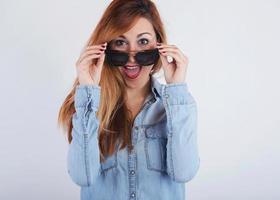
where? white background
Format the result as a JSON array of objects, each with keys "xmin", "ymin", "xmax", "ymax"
[{"xmin": 1, "ymin": 0, "xmax": 279, "ymax": 199}]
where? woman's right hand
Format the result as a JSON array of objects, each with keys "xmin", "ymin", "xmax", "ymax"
[{"xmin": 75, "ymin": 42, "xmax": 107, "ymax": 86}]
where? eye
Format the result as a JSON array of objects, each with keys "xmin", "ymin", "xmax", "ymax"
[
  {"xmin": 138, "ymin": 38, "xmax": 149, "ymax": 45},
  {"xmin": 115, "ymin": 40, "xmax": 127, "ymax": 47}
]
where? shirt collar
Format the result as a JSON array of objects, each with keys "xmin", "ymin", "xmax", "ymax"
[
  {"xmin": 142, "ymin": 75, "xmax": 162, "ymax": 105},
  {"xmin": 150, "ymin": 75, "xmax": 162, "ymax": 99}
]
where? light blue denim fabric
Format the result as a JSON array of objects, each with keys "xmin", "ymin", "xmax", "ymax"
[{"xmin": 67, "ymin": 75, "xmax": 200, "ymax": 200}]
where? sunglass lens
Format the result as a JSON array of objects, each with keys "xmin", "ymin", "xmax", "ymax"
[
  {"xmin": 105, "ymin": 49, "xmax": 128, "ymax": 67},
  {"xmin": 135, "ymin": 49, "xmax": 159, "ymax": 66}
]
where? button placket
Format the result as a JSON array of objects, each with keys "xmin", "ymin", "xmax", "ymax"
[
  {"xmin": 130, "ymin": 170, "xmax": 135, "ymax": 175},
  {"xmin": 128, "ymin": 133, "xmax": 137, "ymax": 200},
  {"xmin": 132, "ymin": 126, "xmax": 139, "ymax": 146},
  {"xmin": 130, "ymin": 192, "xmax": 136, "ymax": 198}
]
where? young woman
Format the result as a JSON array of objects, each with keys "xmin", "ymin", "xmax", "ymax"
[{"xmin": 58, "ymin": 0, "xmax": 200, "ymax": 199}]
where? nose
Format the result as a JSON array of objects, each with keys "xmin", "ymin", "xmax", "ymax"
[
  {"xmin": 127, "ymin": 47, "xmax": 138, "ymax": 64},
  {"xmin": 128, "ymin": 52, "xmax": 136, "ymax": 63}
]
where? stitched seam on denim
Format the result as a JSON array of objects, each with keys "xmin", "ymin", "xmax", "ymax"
[
  {"xmin": 75, "ymin": 104, "xmax": 98, "ymax": 109},
  {"xmin": 75, "ymin": 85, "xmax": 100, "ymax": 109},
  {"xmin": 135, "ymin": 147, "xmax": 138, "ymax": 198},
  {"xmin": 127, "ymin": 149, "xmax": 130, "ymax": 199},
  {"xmin": 76, "ymin": 85, "xmax": 101, "ymax": 92},
  {"xmin": 83, "ymin": 87, "xmax": 92, "ymax": 186},
  {"xmin": 163, "ymin": 85, "xmax": 176, "ymax": 180},
  {"xmin": 165, "ymin": 84, "xmax": 187, "ymax": 88},
  {"xmin": 164, "ymin": 85, "xmax": 191, "ymax": 106},
  {"xmin": 84, "ymin": 134, "xmax": 91, "ymax": 186},
  {"xmin": 169, "ymin": 133, "xmax": 175, "ymax": 180},
  {"xmin": 81, "ymin": 107, "xmax": 87, "ymax": 136},
  {"xmin": 145, "ymin": 130, "xmax": 166, "ymax": 172},
  {"xmin": 128, "ymin": 149, "xmax": 136, "ymax": 199},
  {"xmin": 84, "ymin": 109, "xmax": 90, "ymax": 132},
  {"xmin": 159, "ymin": 139, "xmax": 163, "ymax": 171},
  {"xmin": 168, "ymin": 101, "xmax": 189, "ymax": 105}
]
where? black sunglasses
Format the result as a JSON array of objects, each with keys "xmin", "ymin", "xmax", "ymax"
[{"xmin": 104, "ymin": 48, "xmax": 160, "ymax": 67}]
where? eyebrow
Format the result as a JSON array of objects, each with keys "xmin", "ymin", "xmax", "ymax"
[
  {"xmin": 119, "ymin": 32, "xmax": 152, "ymax": 39},
  {"xmin": 137, "ymin": 32, "xmax": 152, "ymax": 37}
]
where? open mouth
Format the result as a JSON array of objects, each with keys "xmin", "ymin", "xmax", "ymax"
[{"xmin": 123, "ymin": 65, "xmax": 142, "ymax": 79}]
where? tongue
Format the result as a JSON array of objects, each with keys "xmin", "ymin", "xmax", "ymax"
[{"xmin": 123, "ymin": 67, "xmax": 141, "ymax": 79}]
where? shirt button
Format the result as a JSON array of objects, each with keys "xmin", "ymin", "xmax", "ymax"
[
  {"xmin": 134, "ymin": 126, "xmax": 139, "ymax": 130},
  {"xmin": 165, "ymin": 94, "xmax": 169, "ymax": 98},
  {"xmin": 130, "ymin": 170, "xmax": 135, "ymax": 175},
  {"xmin": 130, "ymin": 192, "xmax": 136, "ymax": 198}
]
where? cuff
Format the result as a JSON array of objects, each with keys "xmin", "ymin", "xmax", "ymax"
[
  {"xmin": 74, "ymin": 84, "xmax": 101, "ymax": 109},
  {"xmin": 163, "ymin": 82, "xmax": 195, "ymax": 105}
]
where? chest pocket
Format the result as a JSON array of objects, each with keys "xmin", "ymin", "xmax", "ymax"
[
  {"xmin": 100, "ymin": 152, "xmax": 117, "ymax": 174},
  {"xmin": 144, "ymin": 121, "xmax": 168, "ymax": 173}
]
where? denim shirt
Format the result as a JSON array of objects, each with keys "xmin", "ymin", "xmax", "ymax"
[{"xmin": 67, "ymin": 75, "xmax": 200, "ymax": 200}]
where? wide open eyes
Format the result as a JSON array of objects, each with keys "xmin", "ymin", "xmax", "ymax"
[{"xmin": 105, "ymin": 48, "xmax": 159, "ymax": 67}]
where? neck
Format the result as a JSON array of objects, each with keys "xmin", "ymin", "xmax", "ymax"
[{"xmin": 125, "ymin": 79, "xmax": 151, "ymax": 103}]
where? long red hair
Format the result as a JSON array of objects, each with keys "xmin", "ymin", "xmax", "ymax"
[{"xmin": 57, "ymin": 0, "xmax": 167, "ymax": 162}]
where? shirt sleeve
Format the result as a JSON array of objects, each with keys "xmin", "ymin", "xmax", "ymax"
[
  {"xmin": 67, "ymin": 84, "xmax": 101, "ymax": 187},
  {"xmin": 162, "ymin": 82, "xmax": 200, "ymax": 183}
]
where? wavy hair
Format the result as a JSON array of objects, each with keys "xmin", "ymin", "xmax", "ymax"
[{"xmin": 57, "ymin": 0, "xmax": 167, "ymax": 162}]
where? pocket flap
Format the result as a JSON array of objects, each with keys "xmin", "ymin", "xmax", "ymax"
[{"xmin": 145, "ymin": 122, "xmax": 167, "ymax": 139}]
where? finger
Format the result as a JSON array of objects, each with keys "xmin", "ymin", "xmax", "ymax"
[
  {"xmin": 157, "ymin": 43, "xmax": 186, "ymax": 59},
  {"xmin": 85, "ymin": 43, "xmax": 107, "ymax": 50},
  {"xmin": 80, "ymin": 53, "xmax": 103, "ymax": 64},
  {"xmin": 78, "ymin": 48, "xmax": 105, "ymax": 63},
  {"xmin": 157, "ymin": 44, "xmax": 176, "ymax": 49},
  {"xmin": 158, "ymin": 46, "xmax": 178, "ymax": 52},
  {"xmin": 96, "ymin": 52, "xmax": 106, "ymax": 69},
  {"xmin": 79, "ymin": 43, "xmax": 106, "ymax": 55},
  {"xmin": 159, "ymin": 53, "xmax": 169, "ymax": 67},
  {"xmin": 159, "ymin": 51, "xmax": 183, "ymax": 65},
  {"xmin": 158, "ymin": 47, "xmax": 185, "ymax": 61},
  {"xmin": 159, "ymin": 54, "xmax": 175, "ymax": 78},
  {"xmin": 157, "ymin": 44, "xmax": 179, "ymax": 52}
]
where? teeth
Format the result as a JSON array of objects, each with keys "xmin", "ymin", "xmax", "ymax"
[{"xmin": 125, "ymin": 66, "xmax": 139, "ymax": 69}]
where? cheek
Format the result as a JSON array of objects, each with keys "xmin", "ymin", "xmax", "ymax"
[{"xmin": 141, "ymin": 65, "xmax": 153, "ymax": 75}]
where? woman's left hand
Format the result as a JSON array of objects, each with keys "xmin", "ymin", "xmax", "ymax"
[{"xmin": 157, "ymin": 42, "xmax": 189, "ymax": 84}]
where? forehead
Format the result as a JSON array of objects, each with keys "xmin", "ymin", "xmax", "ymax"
[{"xmin": 119, "ymin": 17, "xmax": 156, "ymax": 40}]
